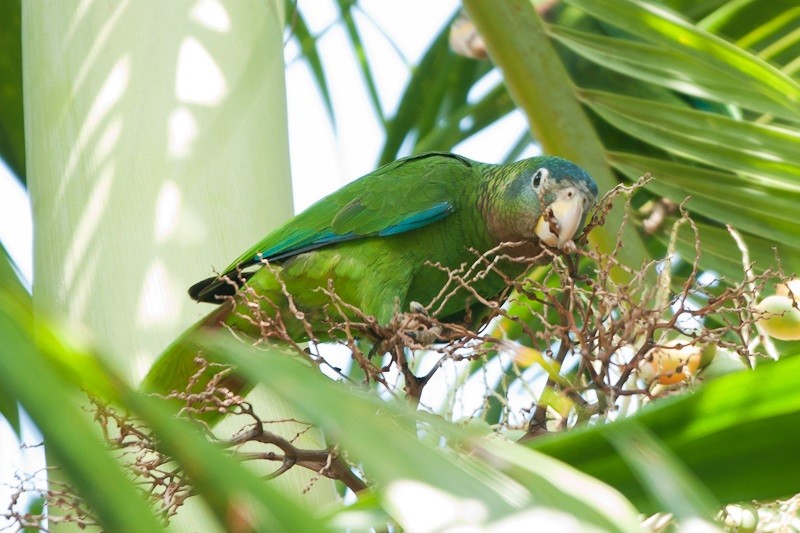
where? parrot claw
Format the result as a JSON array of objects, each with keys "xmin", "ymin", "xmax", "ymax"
[
  {"xmin": 406, "ymin": 301, "xmax": 441, "ymax": 344},
  {"xmin": 385, "ymin": 305, "xmax": 443, "ymax": 346},
  {"xmin": 409, "ymin": 301, "xmax": 429, "ymax": 316},
  {"xmin": 408, "ymin": 326, "xmax": 443, "ymax": 346},
  {"xmin": 561, "ymin": 240, "xmax": 577, "ymax": 254}
]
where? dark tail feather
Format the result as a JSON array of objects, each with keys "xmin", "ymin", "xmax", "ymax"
[{"xmin": 188, "ymin": 271, "xmax": 255, "ymax": 303}]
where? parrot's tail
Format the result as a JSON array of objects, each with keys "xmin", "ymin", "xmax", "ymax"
[{"xmin": 139, "ymin": 301, "xmax": 252, "ymax": 423}]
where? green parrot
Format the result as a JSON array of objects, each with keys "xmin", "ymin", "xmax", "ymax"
[{"xmin": 142, "ymin": 152, "xmax": 598, "ymax": 405}]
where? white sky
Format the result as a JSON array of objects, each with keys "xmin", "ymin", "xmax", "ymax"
[
  {"xmin": 0, "ymin": 0, "xmax": 534, "ymax": 523},
  {"xmin": 285, "ymin": 0, "xmax": 530, "ymax": 212}
]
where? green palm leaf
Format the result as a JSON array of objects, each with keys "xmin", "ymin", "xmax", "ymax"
[
  {"xmin": 459, "ymin": 0, "xmax": 800, "ymax": 275},
  {"xmin": 0, "ymin": 0, "xmax": 24, "ymax": 184}
]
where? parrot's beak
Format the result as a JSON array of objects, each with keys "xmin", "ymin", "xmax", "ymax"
[{"xmin": 535, "ymin": 187, "xmax": 586, "ymax": 248}]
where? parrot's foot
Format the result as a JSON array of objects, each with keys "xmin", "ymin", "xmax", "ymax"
[
  {"xmin": 404, "ymin": 301, "xmax": 443, "ymax": 344},
  {"xmin": 373, "ymin": 303, "xmax": 444, "ymax": 347},
  {"xmin": 407, "ymin": 325, "xmax": 443, "ymax": 346},
  {"xmin": 561, "ymin": 239, "xmax": 577, "ymax": 255},
  {"xmin": 409, "ymin": 301, "xmax": 429, "ymax": 316},
  {"xmin": 402, "ymin": 301, "xmax": 442, "ymax": 344}
]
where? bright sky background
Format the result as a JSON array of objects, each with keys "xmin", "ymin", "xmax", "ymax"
[
  {"xmin": 284, "ymin": 0, "xmax": 531, "ymax": 212},
  {"xmin": 0, "ymin": 0, "xmax": 533, "ymax": 523}
]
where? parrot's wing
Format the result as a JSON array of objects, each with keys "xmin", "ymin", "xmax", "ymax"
[{"xmin": 189, "ymin": 152, "xmax": 474, "ymax": 303}]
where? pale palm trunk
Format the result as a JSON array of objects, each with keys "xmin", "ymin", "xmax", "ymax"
[{"xmin": 23, "ymin": 1, "xmax": 335, "ymax": 529}]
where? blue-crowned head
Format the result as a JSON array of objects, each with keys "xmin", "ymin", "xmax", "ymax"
[{"xmin": 498, "ymin": 156, "xmax": 598, "ymax": 248}]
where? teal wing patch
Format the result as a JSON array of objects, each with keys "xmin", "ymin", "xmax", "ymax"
[
  {"xmin": 254, "ymin": 200, "xmax": 453, "ymax": 263},
  {"xmin": 377, "ymin": 202, "xmax": 453, "ymax": 236}
]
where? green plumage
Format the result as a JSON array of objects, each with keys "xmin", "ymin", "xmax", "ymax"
[{"xmin": 142, "ymin": 152, "xmax": 597, "ymax": 404}]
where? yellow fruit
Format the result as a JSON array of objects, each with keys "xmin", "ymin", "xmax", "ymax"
[
  {"xmin": 700, "ymin": 349, "xmax": 748, "ymax": 381},
  {"xmin": 755, "ymin": 294, "xmax": 800, "ymax": 341},
  {"xmin": 699, "ymin": 342, "xmax": 717, "ymax": 368},
  {"xmin": 720, "ymin": 503, "xmax": 758, "ymax": 533},
  {"xmin": 775, "ymin": 278, "xmax": 800, "ymax": 301},
  {"xmin": 642, "ymin": 339, "xmax": 702, "ymax": 385}
]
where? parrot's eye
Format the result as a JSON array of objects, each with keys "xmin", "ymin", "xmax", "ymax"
[{"xmin": 532, "ymin": 168, "xmax": 548, "ymax": 188}]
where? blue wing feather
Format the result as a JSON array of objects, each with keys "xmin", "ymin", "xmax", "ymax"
[
  {"xmin": 377, "ymin": 201, "xmax": 453, "ymax": 237},
  {"xmin": 251, "ymin": 201, "xmax": 453, "ymax": 263}
]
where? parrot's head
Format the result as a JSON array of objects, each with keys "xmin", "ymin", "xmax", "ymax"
[{"xmin": 491, "ymin": 156, "xmax": 598, "ymax": 249}]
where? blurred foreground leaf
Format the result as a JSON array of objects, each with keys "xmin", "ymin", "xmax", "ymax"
[
  {"xmin": 529, "ymin": 356, "xmax": 800, "ymax": 512},
  {"xmin": 0, "ymin": 246, "xmax": 331, "ymax": 532},
  {"xmin": 204, "ymin": 333, "xmax": 643, "ymax": 532},
  {"xmin": 0, "ymin": 245, "xmax": 160, "ymax": 531}
]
